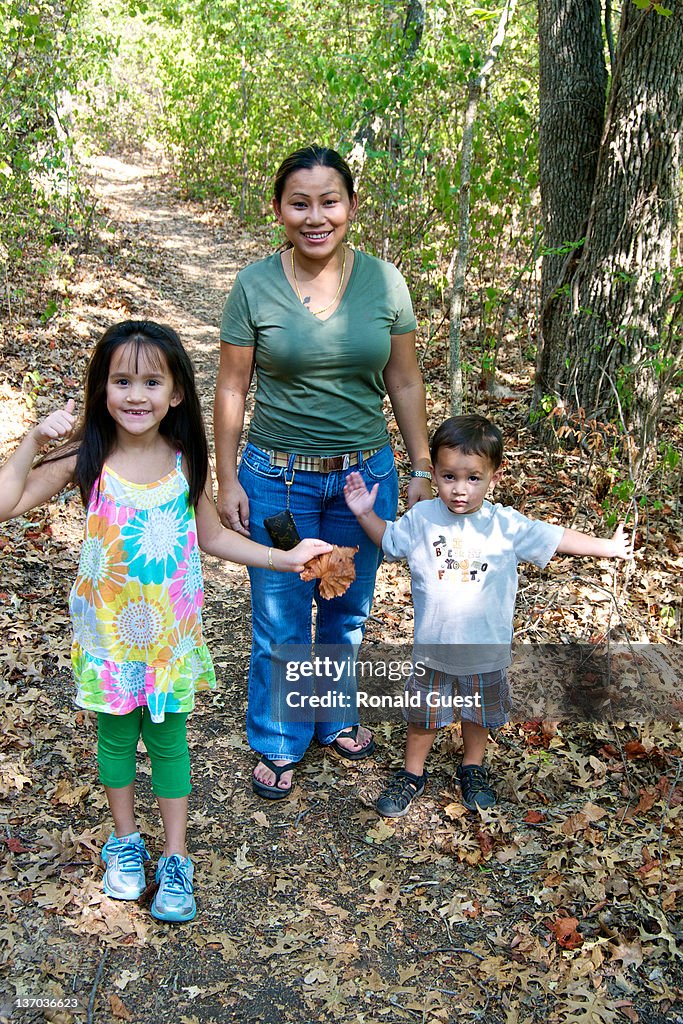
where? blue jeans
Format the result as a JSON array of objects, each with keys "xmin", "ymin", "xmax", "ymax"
[{"xmin": 238, "ymin": 442, "xmax": 398, "ymax": 762}]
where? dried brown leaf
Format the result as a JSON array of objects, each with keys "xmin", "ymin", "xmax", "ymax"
[
  {"xmin": 548, "ymin": 914, "xmax": 584, "ymax": 949},
  {"xmin": 299, "ymin": 545, "xmax": 358, "ymax": 599},
  {"xmin": 109, "ymin": 994, "xmax": 133, "ymax": 1020}
]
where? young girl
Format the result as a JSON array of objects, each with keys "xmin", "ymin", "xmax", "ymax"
[{"xmin": 0, "ymin": 320, "xmax": 330, "ymax": 923}]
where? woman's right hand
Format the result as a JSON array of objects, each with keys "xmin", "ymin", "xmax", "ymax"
[{"xmin": 216, "ymin": 479, "xmax": 251, "ymax": 536}]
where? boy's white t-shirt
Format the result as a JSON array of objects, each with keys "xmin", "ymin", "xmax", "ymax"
[{"xmin": 381, "ymin": 498, "xmax": 564, "ymax": 674}]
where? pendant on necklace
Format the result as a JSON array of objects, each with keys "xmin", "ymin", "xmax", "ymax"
[{"xmin": 291, "ymin": 245, "xmax": 347, "ymax": 317}]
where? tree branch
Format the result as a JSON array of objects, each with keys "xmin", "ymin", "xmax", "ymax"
[{"xmin": 448, "ymin": 0, "xmax": 518, "ymax": 413}]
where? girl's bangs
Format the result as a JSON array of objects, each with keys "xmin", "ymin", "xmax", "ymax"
[{"xmin": 113, "ymin": 336, "xmax": 169, "ymax": 374}]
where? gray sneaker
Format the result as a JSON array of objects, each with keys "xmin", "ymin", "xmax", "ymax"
[
  {"xmin": 101, "ymin": 832, "xmax": 150, "ymax": 900},
  {"xmin": 151, "ymin": 855, "xmax": 196, "ymax": 922}
]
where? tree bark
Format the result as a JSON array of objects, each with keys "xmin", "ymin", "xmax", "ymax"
[
  {"xmin": 536, "ymin": 3, "xmax": 683, "ymax": 456},
  {"xmin": 533, "ymin": 0, "xmax": 607, "ymax": 408}
]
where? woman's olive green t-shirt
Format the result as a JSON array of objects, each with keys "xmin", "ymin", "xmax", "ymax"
[{"xmin": 219, "ymin": 249, "xmax": 417, "ymax": 456}]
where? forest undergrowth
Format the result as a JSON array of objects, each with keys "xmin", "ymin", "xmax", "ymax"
[{"xmin": 0, "ymin": 154, "xmax": 682, "ymax": 1024}]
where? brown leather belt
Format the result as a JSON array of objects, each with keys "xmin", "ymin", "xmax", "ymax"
[{"xmin": 268, "ymin": 448, "xmax": 381, "ymax": 473}]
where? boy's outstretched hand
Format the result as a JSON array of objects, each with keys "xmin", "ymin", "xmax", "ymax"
[
  {"xmin": 608, "ymin": 523, "xmax": 632, "ymax": 560},
  {"xmin": 556, "ymin": 522, "xmax": 633, "ymax": 560},
  {"xmin": 34, "ymin": 399, "xmax": 76, "ymax": 445},
  {"xmin": 277, "ymin": 538, "xmax": 333, "ymax": 573},
  {"xmin": 343, "ymin": 471, "xmax": 379, "ymax": 517}
]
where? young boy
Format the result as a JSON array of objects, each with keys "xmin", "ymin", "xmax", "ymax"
[{"xmin": 343, "ymin": 414, "xmax": 630, "ymax": 817}]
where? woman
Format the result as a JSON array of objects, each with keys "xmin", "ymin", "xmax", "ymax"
[{"xmin": 214, "ymin": 144, "xmax": 431, "ymax": 799}]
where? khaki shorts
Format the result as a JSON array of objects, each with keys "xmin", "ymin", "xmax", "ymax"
[{"xmin": 404, "ymin": 666, "xmax": 511, "ymax": 730}]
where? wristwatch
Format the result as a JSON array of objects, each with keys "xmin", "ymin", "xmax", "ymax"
[{"xmin": 410, "ymin": 469, "xmax": 432, "ymax": 479}]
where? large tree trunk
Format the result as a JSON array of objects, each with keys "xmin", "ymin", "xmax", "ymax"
[
  {"xmin": 535, "ymin": 4, "xmax": 683, "ymax": 458},
  {"xmin": 534, "ymin": 0, "xmax": 607, "ymax": 408}
]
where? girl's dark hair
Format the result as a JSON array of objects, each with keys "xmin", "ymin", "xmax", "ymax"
[
  {"xmin": 273, "ymin": 144, "xmax": 355, "ymax": 204},
  {"xmin": 65, "ymin": 321, "xmax": 208, "ymax": 507},
  {"xmin": 430, "ymin": 415, "xmax": 504, "ymax": 470}
]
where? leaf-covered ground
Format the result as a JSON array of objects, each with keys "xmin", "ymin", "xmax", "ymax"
[{"xmin": 1, "ymin": 155, "xmax": 682, "ymax": 1024}]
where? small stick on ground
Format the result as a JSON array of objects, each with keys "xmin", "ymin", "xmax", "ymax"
[{"xmin": 87, "ymin": 946, "xmax": 109, "ymax": 1024}]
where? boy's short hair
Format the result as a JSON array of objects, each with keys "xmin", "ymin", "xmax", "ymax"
[{"xmin": 430, "ymin": 415, "xmax": 504, "ymax": 470}]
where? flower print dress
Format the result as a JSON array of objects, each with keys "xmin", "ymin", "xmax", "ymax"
[{"xmin": 69, "ymin": 453, "xmax": 216, "ymax": 723}]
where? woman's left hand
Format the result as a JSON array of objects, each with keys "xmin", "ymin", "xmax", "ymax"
[{"xmin": 406, "ymin": 474, "xmax": 432, "ymax": 509}]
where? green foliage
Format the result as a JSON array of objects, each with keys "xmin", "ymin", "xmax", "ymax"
[
  {"xmin": 0, "ymin": 0, "xmax": 105, "ymax": 283},
  {"xmin": 529, "ymin": 393, "xmax": 556, "ymax": 424},
  {"xmin": 632, "ymin": 0, "xmax": 673, "ymax": 14},
  {"xmin": 21, "ymin": 368, "xmax": 43, "ymax": 409},
  {"xmin": 1, "ymin": 0, "xmax": 546, "ymax": 404},
  {"xmin": 79, "ymin": 0, "xmax": 539, "ymax": 312},
  {"xmin": 602, "ymin": 473, "xmax": 636, "ymax": 529}
]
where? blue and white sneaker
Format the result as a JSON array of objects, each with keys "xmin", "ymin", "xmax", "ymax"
[
  {"xmin": 151, "ymin": 854, "xmax": 196, "ymax": 922},
  {"xmin": 101, "ymin": 832, "xmax": 150, "ymax": 900}
]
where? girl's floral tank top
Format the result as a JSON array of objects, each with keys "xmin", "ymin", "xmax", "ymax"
[{"xmin": 69, "ymin": 453, "xmax": 215, "ymax": 723}]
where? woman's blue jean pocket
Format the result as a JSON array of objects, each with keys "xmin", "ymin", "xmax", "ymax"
[
  {"xmin": 239, "ymin": 442, "xmax": 285, "ymax": 481},
  {"xmin": 362, "ymin": 445, "xmax": 397, "ymax": 483}
]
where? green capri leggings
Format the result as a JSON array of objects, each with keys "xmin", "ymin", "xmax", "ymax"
[{"xmin": 97, "ymin": 709, "xmax": 191, "ymax": 799}]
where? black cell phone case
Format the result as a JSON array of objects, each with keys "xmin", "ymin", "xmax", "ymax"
[{"xmin": 263, "ymin": 509, "xmax": 301, "ymax": 550}]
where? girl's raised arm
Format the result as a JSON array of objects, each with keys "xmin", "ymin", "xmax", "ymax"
[{"xmin": 0, "ymin": 400, "xmax": 77, "ymax": 522}]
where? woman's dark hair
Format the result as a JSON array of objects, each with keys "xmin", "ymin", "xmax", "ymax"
[
  {"xmin": 273, "ymin": 145, "xmax": 355, "ymax": 204},
  {"xmin": 62, "ymin": 321, "xmax": 208, "ymax": 507},
  {"xmin": 430, "ymin": 415, "xmax": 504, "ymax": 470}
]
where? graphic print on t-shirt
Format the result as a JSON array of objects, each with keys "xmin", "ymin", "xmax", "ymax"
[{"xmin": 432, "ymin": 531, "xmax": 489, "ymax": 583}]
